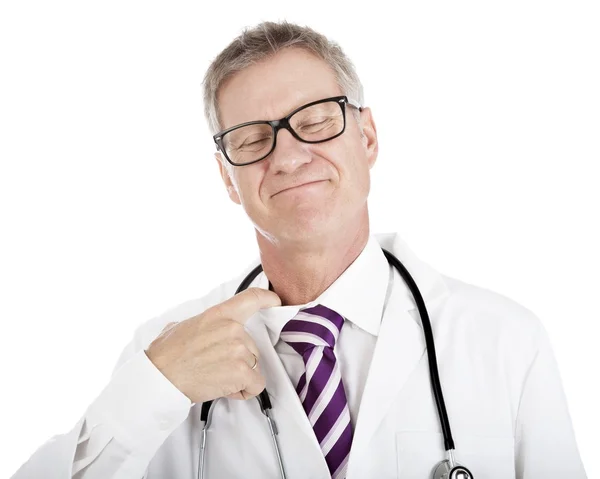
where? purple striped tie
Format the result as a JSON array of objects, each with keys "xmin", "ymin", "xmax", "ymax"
[{"xmin": 280, "ymin": 304, "xmax": 353, "ymax": 479}]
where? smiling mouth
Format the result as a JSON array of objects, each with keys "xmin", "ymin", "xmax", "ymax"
[{"xmin": 273, "ymin": 180, "xmax": 328, "ymax": 197}]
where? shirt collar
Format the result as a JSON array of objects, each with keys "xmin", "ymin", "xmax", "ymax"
[{"xmin": 256, "ymin": 234, "xmax": 389, "ymax": 346}]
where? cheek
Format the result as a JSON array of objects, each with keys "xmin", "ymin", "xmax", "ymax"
[
  {"xmin": 233, "ymin": 170, "xmax": 264, "ymax": 204},
  {"xmin": 344, "ymin": 147, "xmax": 369, "ymax": 180},
  {"xmin": 343, "ymin": 150, "xmax": 371, "ymax": 197}
]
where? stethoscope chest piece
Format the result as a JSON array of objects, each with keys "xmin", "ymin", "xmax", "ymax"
[{"xmin": 432, "ymin": 460, "xmax": 473, "ymax": 479}]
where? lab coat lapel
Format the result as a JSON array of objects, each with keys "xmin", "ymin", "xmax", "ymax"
[
  {"xmin": 244, "ymin": 313, "xmax": 329, "ymax": 474},
  {"xmin": 347, "ymin": 233, "xmax": 451, "ymax": 476},
  {"xmin": 347, "ymin": 277, "xmax": 425, "ymax": 472}
]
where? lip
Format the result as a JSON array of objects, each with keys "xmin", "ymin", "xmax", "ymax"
[{"xmin": 272, "ymin": 180, "xmax": 328, "ymax": 197}]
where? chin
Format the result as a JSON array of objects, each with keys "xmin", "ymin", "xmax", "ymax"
[{"xmin": 277, "ymin": 213, "xmax": 340, "ymax": 242}]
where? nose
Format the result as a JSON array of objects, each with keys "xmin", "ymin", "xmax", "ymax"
[{"xmin": 267, "ymin": 128, "xmax": 312, "ymax": 174}]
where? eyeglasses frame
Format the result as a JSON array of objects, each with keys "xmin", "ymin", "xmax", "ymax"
[{"xmin": 213, "ymin": 95, "xmax": 363, "ymax": 167}]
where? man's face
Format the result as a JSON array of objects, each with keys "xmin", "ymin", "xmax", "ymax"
[{"xmin": 215, "ymin": 47, "xmax": 378, "ymax": 244}]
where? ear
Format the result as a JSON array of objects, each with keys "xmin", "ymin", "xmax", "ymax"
[
  {"xmin": 215, "ymin": 152, "xmax": 241, "ymax": 205},
  {"xmin": 358, "ymin": 107, "xmax": 379, "ymax": 170}
]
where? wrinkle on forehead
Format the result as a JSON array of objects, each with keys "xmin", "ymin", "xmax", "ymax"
[{"xmin": 217, "ymin": 48, "xmax": 342, "ymax": 131}]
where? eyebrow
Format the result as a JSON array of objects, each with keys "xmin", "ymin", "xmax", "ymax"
[{"xmin": 231, "ymin": 96, "xmax": 324, "ymax": 127}]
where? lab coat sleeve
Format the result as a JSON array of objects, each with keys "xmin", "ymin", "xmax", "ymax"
[
  {"xmin": 11, "ymin": 348, "xmax": 192, "ymax": 479},
  {"xmin": 514, "ymin": 321, "xmax": 587, "ymax": 478}
]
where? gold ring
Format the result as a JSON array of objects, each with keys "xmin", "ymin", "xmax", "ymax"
[{"xmin": 251, "ymin": 354, "xmax": 258, "ymax": 370}]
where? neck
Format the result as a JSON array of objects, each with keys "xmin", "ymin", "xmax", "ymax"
[{"xmin": 256, "ymin": 210, "xmax": 370, "ymax": 306}]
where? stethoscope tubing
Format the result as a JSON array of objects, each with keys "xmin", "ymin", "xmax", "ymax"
[{"xmin": 380, "ymin": 249, "xmax": 455, "ymax": 451}]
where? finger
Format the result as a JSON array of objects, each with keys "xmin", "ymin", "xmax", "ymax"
[
  {"xmin": 213, "ymin": 287, "xmax": 281, "ymax": 324},
  {"xmin": 233, "ymin": 340, "xmax": 258, "ymax": 370},
  {"xmin": 226, "ymin": 365, "xmax": 265, "ymax": 400},
  {"xmin": 239, "ymin": 330, "xmax": 261, "ymax": 362},
  {"xmin": 216, "ymin": 321, "xmax": 260, "ymax": 364},
  {"xmin": 240, "ymin": 367, "xmax": 266, "ymax": 399}
]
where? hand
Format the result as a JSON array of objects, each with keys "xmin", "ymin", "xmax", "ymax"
[{"xmin": 145, "ymin": 287, "xmax": 281, "ymax": 404}]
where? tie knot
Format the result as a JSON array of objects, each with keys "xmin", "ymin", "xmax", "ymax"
[{"xmin": 280, "ymin": 304, "xmax": 345, "ymax": 357}]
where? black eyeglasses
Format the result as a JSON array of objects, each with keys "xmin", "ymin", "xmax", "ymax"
[{"xmin": 213, "ymin": 95, "xmax": 363, "ymax": 167}]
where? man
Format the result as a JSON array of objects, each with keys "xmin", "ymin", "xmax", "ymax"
[{"xmin": 13, "ymin": 20, "xmax": 586, "ymax": 479}]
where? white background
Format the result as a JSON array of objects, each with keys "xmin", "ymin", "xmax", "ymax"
[{"xmin": 1, "ymin": 1, "xmax": 598, "ymax": 477}]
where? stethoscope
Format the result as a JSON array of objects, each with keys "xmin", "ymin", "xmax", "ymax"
[{"xmin": 198, "ymin": 247, "xmax": 474, "ymax": 479}]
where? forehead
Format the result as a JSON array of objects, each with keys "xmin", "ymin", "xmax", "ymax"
[{"xmin": 217, "ymin": 47, "xmax": 343, "ymax": 130}]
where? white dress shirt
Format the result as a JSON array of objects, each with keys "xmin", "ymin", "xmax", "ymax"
[{"xmin": 260, "ymin": 234, "xmax": 392, "ymax": 430}]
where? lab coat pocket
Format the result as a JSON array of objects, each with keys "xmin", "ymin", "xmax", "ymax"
[{"xmin": 396, "ymin": 431, "xmax": 515, "ymax": 479}]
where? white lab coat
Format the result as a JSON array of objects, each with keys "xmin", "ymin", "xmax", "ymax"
[{"xmin": 12, "ymin": 232, "xmax": 587, "ymax": 478}]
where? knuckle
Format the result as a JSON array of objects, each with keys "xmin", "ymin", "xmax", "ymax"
[
  {"xmin": 226, "ymin": 320, "xmax": 243, "ymax": 336},
  {"xmin": 209, "ymin": 303, "xmax": 225, "ymax": 319},
  {"xmin": 230, "ymin": 339, "xmax": 247, "ymax": 356},
  {"xmin": 223, "ymin": 383, "xmax": 238, "ymax": 397},
  {"xmin": 247, "ymin": 287, "xmax": 261, "ymax": 302},
  {"xmin": 191, "ymin": 312, "xmax": 210, "ymax": 330}
]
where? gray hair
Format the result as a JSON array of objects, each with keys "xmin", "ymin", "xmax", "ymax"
[{"xmin": 201, "ymin": 20, "xmax": 365, "ymax": 138}]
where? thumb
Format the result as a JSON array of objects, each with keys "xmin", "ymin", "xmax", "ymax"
[{"xmin": 215, "ymin": 287, "xmax": 282, "ymax": 324}]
